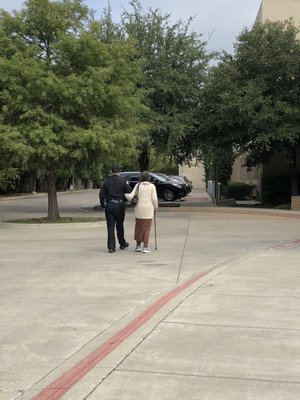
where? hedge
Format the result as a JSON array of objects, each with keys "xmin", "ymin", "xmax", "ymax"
[{"xmin": 223, "ymin": 181, "xmax": 255, "ymax": 200}]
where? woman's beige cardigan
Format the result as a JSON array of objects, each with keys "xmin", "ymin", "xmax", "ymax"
[{"xmin": 125, "ymin": 181, "xmax": 158, "ymax": 219}]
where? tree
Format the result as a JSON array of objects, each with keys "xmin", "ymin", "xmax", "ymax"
[
  {"xmin": 192, "ymin": 57, "xmax": 240, "ymax": 187},
  {"xmin": 120, "ymin": 0, "xmax": 212, "ymax": 170},
  {"xmin": 233, "ymin": 20, "xmax": 300, "ymax": 196},
  {"xmin": 197, "ymin": 20, "xmax": 300, "ymax": 197},
  {"xmin": 0, "ymin": 0, "xmax": 143, "ymax": 220}
]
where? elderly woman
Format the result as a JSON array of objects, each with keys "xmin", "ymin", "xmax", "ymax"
[{"xmin": 125, "ymin": 171, "xmax": 158, "ymax": 253}]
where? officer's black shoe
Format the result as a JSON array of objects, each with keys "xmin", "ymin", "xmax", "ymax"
[
  {"xmin": 108, "ymin": 249, "xmax": 115, "ymax": 253},
  {"xmin": 120, "ymin": 242, "xmax": 129, "ymax": 250}
]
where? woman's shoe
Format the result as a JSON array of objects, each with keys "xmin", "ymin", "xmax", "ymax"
[
  {"xmin": 142, "ymin": 247, "xmax": 151, "ymax": 253},
  {"xmin": 135, "ymin": 245, "xmax": 142, "ymax": 252}
]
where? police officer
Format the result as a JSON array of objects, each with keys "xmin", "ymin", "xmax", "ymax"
[{"xmin": 100, "ymin": 164, "xmax": 132, "ymax": 253}]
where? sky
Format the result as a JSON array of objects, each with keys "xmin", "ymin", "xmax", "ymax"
[{"xmin": 0, "ymin": 0, "xmax": 262, "ymax": 54}]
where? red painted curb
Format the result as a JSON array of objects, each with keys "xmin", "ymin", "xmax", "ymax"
[
  {"xmin": 32, "ymin": 271, "xmax": 210, "ymax": 400},
  {"xmin": 269, "ymin": 239, "xmax": 300, "ymax": 250}
]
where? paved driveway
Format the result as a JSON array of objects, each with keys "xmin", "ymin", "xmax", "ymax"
[{"xmin": 1, "ymin": 191, "xmax": 300, "ymax": 399}]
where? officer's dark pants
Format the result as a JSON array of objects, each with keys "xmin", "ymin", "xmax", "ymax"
[{"xmin": 105, "ymin": 202, "xmax": 127, "ymax": 250}]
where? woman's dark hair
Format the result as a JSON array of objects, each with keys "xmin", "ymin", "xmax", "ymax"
[{"xmin": 140, "ymin": 171, "xmax": 149, "ymax": 181}]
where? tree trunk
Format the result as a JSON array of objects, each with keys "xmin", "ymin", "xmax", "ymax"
[
  {"xmin": 138, "ymin": 147, "xmax": 150, "ymax": 171},
  {"xmin": 290, "ymin": 160, "xmax": 299, "ymax": 196},
  {"xmin": 289, "ymin": 147, "xmax": 299, "ymax": 196},
  {"xmin": 47, "ymin": 170, "xmax": 60, "ymax": 221},
  {"xmin": 30, "ymin": 172, "xmax": 37, "ymax": 193}
]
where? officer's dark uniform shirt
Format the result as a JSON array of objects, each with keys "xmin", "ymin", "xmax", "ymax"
[{"xmin": 99, "ymin": 175, "xmax": 131, "ymax": 208}]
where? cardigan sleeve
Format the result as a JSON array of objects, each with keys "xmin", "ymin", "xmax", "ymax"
[
  {"xmin": 124, "ymin": 183, "xmax": 137, "ymax": 201},
  {"xmin": 151, "ymin": 184, "xmax": 158, "ymax": 209}
]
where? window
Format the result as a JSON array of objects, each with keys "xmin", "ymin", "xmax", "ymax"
[{"xmin": 129, "ymin": 176, "xmax": 140, "ymax": 182}]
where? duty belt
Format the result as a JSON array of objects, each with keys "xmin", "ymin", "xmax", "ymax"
[{"xmin": 109, "ymin": 199, "xmax": 124, "ymax": 204}]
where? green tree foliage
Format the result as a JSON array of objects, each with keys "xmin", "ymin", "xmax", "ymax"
[
  {"xmin": 194, "ymin": 58, "xmax": 238, "ymax": 186},
  {"xmin": 199, "ymin": 20, "xmax": 300, "ymax": 196},
  {"xmin": 120, "ymin": 0, "xmax": 212, "ymax": 169},
  {"xmin": 261, "ymin": 174, "xmax": 292, "ymax": 205},
  {"xmin": 0, "ymin": 0, "xmax": 143, "ymax": 219},
  {"xmin": 233, "ymin": 20, "xmax": 300, "ymax": 195}
]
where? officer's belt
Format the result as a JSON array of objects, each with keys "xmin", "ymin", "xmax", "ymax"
[{"xmin": 109, "ymin": 199, "xmax": 124, "ymax": 204}]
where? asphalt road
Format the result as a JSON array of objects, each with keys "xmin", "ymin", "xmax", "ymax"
[
  {"xmin": 0, "ymin": 190, "xmax": 101, "ymax": 221},
  {"xmin": 0, "ymin": 188, "xmax": 213, "ymax": 222}
]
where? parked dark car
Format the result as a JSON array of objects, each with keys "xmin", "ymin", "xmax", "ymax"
[
  {"xmin": 169, "ymin": 175, "xmax": 193, "ymax": 194},
  {"xmin": 119, "ymin": 171, "xmax": 187, "ymax": 201},
  {"xmin": 154, "ymin": 173, "xmax": 191, "ymax": 195}
]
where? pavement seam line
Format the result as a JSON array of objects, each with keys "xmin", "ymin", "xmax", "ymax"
[
  {"xmin": 176, "ymin": 214, "xmax": 191, "ymax": 284},
  {"xmin": 162, "ymin": 321, "xmax": 300, "ymax": 332},
  {"xmin": 112, "ymin": 369, "xmax": 300, "ymax": 386}
]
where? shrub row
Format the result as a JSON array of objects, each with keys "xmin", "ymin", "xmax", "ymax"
[{"xmin": 223, "ymin": 182, "xmax": 255, "ymax": 200}]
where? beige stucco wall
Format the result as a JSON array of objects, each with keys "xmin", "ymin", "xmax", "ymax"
[
  {"xmin": 291, "ymin": 195, "xmax": 300, "ymax": 210},
  {"xmin": 255, "ymin": 3, "xmax": 263, "ymax": 23},
  {"xmin": 256, "ymin": 0, "xmax": 300, "ymax": 25},
  {"xmin": 231, "ymin": 154, "xmax": 263, "ymax": 195},
  {"xmin": 179, "ymin": 159, "xmax": 206, "ymax": 189}
]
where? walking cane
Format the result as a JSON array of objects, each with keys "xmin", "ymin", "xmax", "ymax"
[{"xmin": 154, "ymin": 210, "xmax": 157, "ymax": 250}]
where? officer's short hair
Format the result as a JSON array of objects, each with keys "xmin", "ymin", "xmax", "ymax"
[{"xmin": 111, "ymin": 164, "xmax": 120, "ymax": 173}]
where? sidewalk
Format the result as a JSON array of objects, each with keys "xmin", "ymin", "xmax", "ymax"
[{"xmin": 1, "ymin": 202, "xmax": 300, "ymax": 399}]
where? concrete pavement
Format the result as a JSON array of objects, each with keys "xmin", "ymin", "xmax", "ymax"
[{"xmin": 1, "ymin": 191, "xmax": 300, "ymax": 399}]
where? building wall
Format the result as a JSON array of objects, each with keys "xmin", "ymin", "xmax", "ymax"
[
  {"xmin": 179, "ymin": 160, "xmax": 206, "ymax": 189},
  {"xmin": 257, "ymin": 0, "xmax": 300, "ymax": 25},
  {"xmin": 231, "ymin": 154, "xmax": 263, "ymax": 195},
  {"xmin": 255, "ymin": 2, "xmax": 263, "ymax": 23}
]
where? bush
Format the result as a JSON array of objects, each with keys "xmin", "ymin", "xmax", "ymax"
[
  {"xmin": 261, "ymin": 174, "xmax": 291, "ymax": 205},
  {"xmin": 223, "ymin": 181, "xmax": 255, "ymax": 200}
]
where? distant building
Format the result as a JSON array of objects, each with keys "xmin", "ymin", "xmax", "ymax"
[
  {"xmin": 179, "ymin": 160, "xmax": 206, "ymax": 189},
  {"xmin": 256, "ymin": 0, "xmax": 300, "ymax": 25}
]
